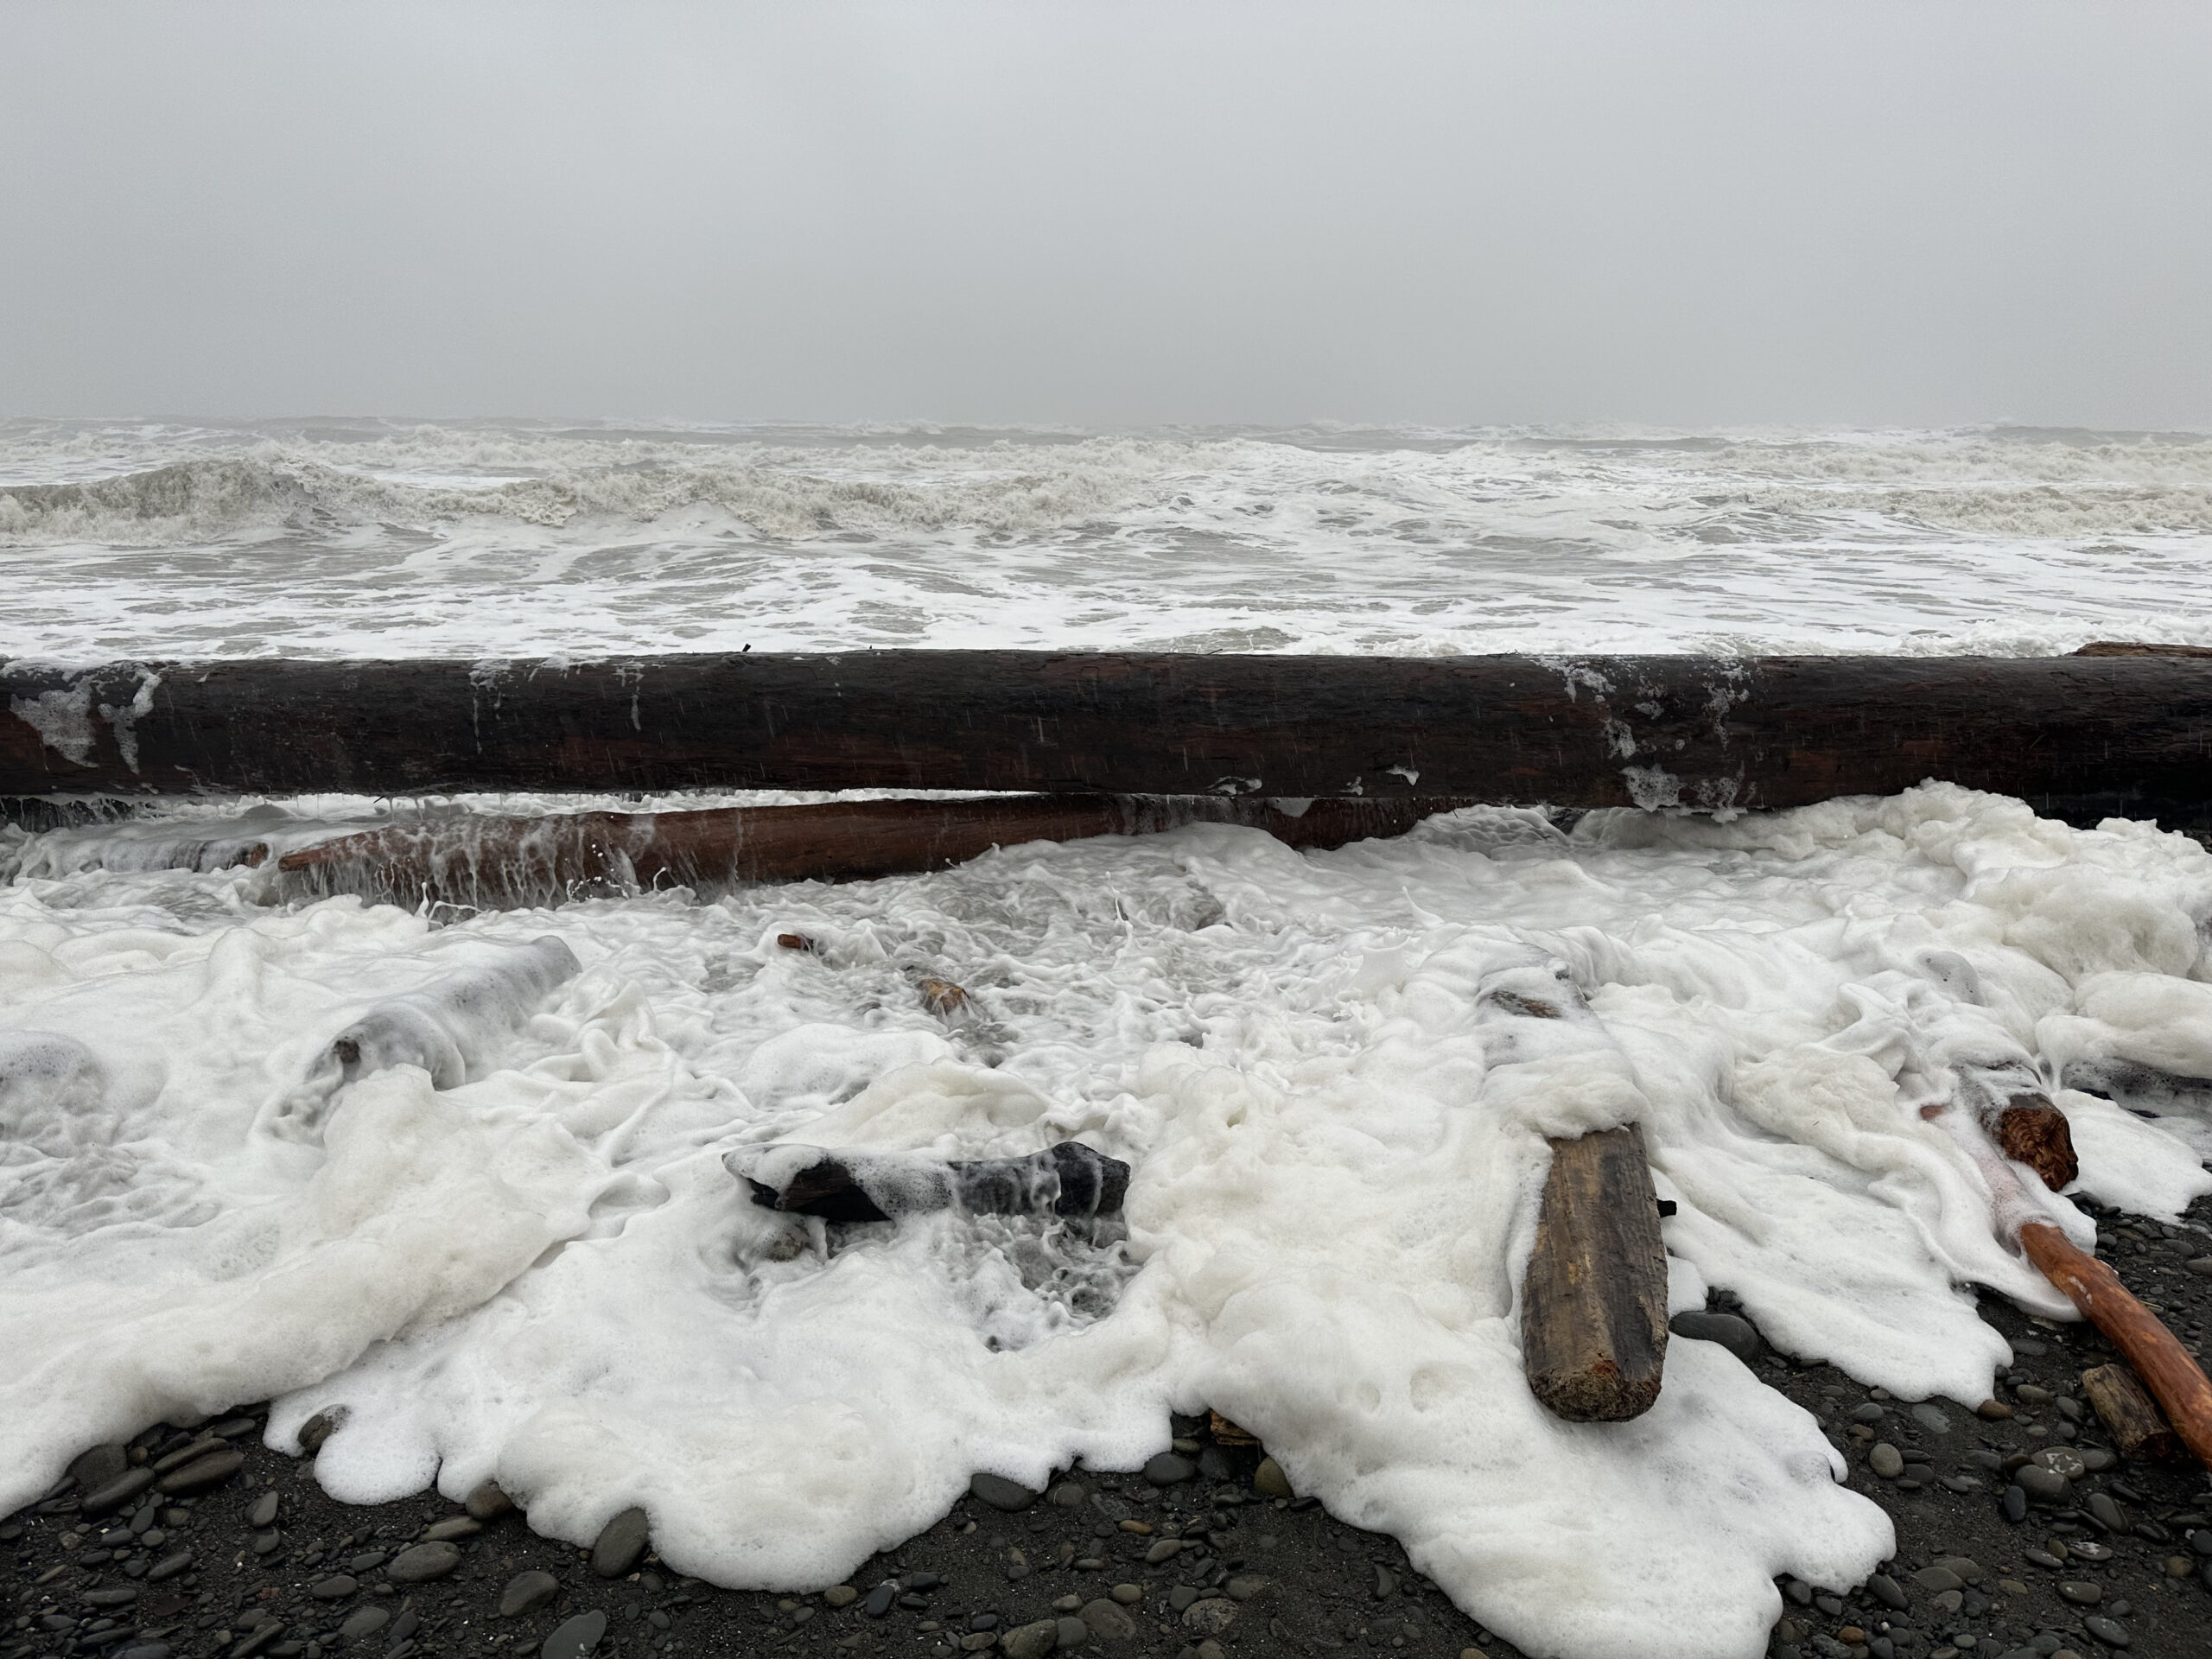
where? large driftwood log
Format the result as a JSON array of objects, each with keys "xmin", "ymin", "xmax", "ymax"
[
  {"xmin": 8, "ymin": 648, "xmax": 2212, "ymax": 823},
  {"xmin": 271, "ymin": 794, "xmax": 1477, "ymax": 906},
  {"xmin": 1520, "ymin": 1123, "xmax": 1670, "ymax": 1422}
]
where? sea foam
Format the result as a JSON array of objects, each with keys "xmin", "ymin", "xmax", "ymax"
[{"xmin": 3, "ymin": 784, "xmax": 2209, "ymax": 1659}]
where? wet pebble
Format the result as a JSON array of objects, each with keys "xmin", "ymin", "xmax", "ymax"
[
  {"xmin": 2082, "ymin": 1616, "xmax": 2128, "ymax": 1648},
  {"xmin": 82, "ymin": 1469, "xmax": 157, "ymax": 1516},
  {"xmin": 2057, "ymin": 1580, "xmax": 2101, "ymax": 1605},
  {"xmin": 423, "ymin": 1516, "xmax": 481, "ymax": 1541},
  {"xmin": 466, "ymin": 1479, "xmax": 516, "ymax": 1521},
  {"xmin": 247, "ymin": 1491, "xmax": 281, "ymax": 1529},
  {"xmin": 823, "ymin": 1585, "xmax": 858, "ymax": 1608},
  {"xmin": 1668, "ymin": 1310, "xmax": 1763, "ymax": 1364},
  {"xmin": 1253, "ymin": 1457, "xmax": 1293, "ymax": 1499},
  {"xmin": 2014, "ymin": 1465, "xmax": 2069, "ymax": 1504},
  {"xmin": 541, "ymin": 1610, "xmax": 608, "ymax": 1659},
  {"xmin": 388, "ymin": 1541, "xmax": 461, "ymax": 1583},
  {"xmin": 862, "ymin": 1583, "xmax": 897, "ymax": 1618},
  {"xmin": 2002, "ymin": 1484, "xmax": 2028, "ymax": 1523},
  {"xmin": 969, "ymin": 1473, "xmax": 1038, "ymax": 1513},
  {"xmin": 310, "ymin": 1575, "xmax": 359, "ymax": 1599},
  {"xmin": 1910, "ymin": 1403, "xmax": 1951, "ymax": 1435},
  {"xmin": 157, "ymin": 1448, "xmax": 243, "ymax": 1495},
  {"xmin": 500, "ymin": 1570, "xmax": 561, "ymax": 1617},
  {"xmin": 590, "ymin": 1507, "xmax": 649, "ymax": 1578},
  {"xmin": 1081, "ymin": 1599, "xmax": 1138, "ymax": 1639},
  {"xmin": 1144, "ymin": 1452, "xmax": 1197, "ymax": 1486},
  {"xmin": 1869, "ymin": 1444, "xmax": 1904, "ymax": 1479},
  {"xmin": 338, "ymin": 1606, "xmax": 390, "ymax": 1643},
  {"xmin": 1000, "ymin": 1618, "xmax": 1059, "ymax": 1659},
  {"xmin": 69, "ymin": 1444, "xmax": 130, "ymax": 1491}
]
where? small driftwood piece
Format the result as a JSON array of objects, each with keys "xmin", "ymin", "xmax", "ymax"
[
  {"xmin": 2082, "ymin": 1363, "xmax": 2183, "ymax": 1462},
  {"xmin": 1520, "ymin": 1123, "xmax": 1670, "ymax": 1422},
  {"xmin": 739, "ymin": 1141, "xmax": 1131, "ymax": 1224}
]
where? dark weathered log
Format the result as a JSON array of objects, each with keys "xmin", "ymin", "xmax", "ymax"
[
  {"xmin": 270, "ymin": 794, "xmax": 1474, "ymax": 906},
  {"xmin": 9, "ymin": 651, "xmax": 2212, "ymax": 823},
  {"xmin": 1520, "ymin": 1123, "xmax": 1670, "ymax": 1422},
  {"xmin": 739, "ymin": 1141, "xmax": 1131, "ymax": 1223},
  {"xmin": 2081, "ymin": 1362, "xmax": 2184, "ymax": 1462}
]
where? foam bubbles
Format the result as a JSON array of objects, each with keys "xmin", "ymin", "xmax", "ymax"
[{"xmin": 3, "ymin": 784, "xmax": 2210, "ymax": 1658}]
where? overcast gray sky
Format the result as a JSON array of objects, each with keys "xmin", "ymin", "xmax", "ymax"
[{"xmin": 2, "ymin": 1, "xmax": 2206, "ymax": 428}]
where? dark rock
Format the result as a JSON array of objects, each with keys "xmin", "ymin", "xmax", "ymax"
[
  {"xmin": 1866, "ymin": 1573, "xmax": 1907, "ymax": 1611},
  {"xmin": 1001, "ymin": 1619, "xmax": 1059, "ymax": 1659},
  {"xmin": 541, "ymin": 1611, "xmax": 608, "ymax": 1659},
  {"xmin": 156, "ymin": 1448, "xmax": 243, "ymax": 1495},
  {"xmin": 1143, "ymin": 1452, "xmax": 1197, "ymax": 1486},
  {"xmin": 82, "ymin": 1469, "xmax": 157, "ymax": 1516},
  {"xmin": 151, "ymin": 1435, "xmax": 225, "ymax": 1475},
  {"xmin": 309, "ymin": 1576, "xmax": 359, "ymax": 1599},
  {"xmin": 2001, "ymin": 1484, "xmax": 2028, "ymax": 1522},
  {"xmin": 296, "ymin": 1412, "xmax": 340, "ymax": 1455},
  {"xmin": 2087, "ymin": 1492, "xmax": 2128, "ymax": 1532},
  {"xmin": 590, "ymin": 1507, "xmax": 649, "ymax": 1578},
  {"xmin": 1669, "ymin": 1310, "xmax": 1763, "ymax": 1365},
  {"xmin": 2083, "ymin": 1615, "xmax": 2128, "ymax": 1648},
  {"xmin": 499, "ymin": 1570, "xmax": 561, "ymax": 1618},
  {"xmin": 388, "ymin": 1541, "xmax": 462, "ymax": 1583},
  {"xmin": 466, "ymin": 1479, "xmax": 515, "ymax": 1521},
  {"xmin": 863, "ymin": 1583, "xmax": 897, "ymax": 1618},
  {"xmin": 338, "ymin": 1606, "xmax": 390, "ymax": 1643},
  {"xmin": 2057, "ymin": 1580, "xmax": 2102, "ymax": 1605},
  {"xmin": 146, "ymin": 1549, "xmax": 194, "ymax": 1580},
  {"xmin": 1196, "ymin": 1447, "xmax": 1234, "ymax": 1482},
  {"xmin": 347, "ymin": 1551, "xmax": 387, "ymax": 1573},
  {"xmin": 247, "ymin": 1491, "xmax": 281, "ymax": 1529},
  {"xmin": 969, "ymin": 1473, "xmax": 1038, "ymax": 1513},
  {"xmin": 1372, "ymin": 1565, "xmax": 1397, "ymax": 1599},
  {"xmin": 1869, "ymin": 1444, "xmax": 1904, "ymax": 1479},
  {"xmin": 423, "ymin": 1516, "xmax": 481, "ymax": 1541},
  {"xmin": 81, "ymin": 1586, "xmax": 138, "ymax": 1607},
  {"xmin": 1080, "ymin": 1598, "xmax": 1138, "ymax": 1639},
  {"xmin": 2014, "ymin": 1465, "xmax": 2069, "ymax": 1504},
  {"xmin": 69, "ymin": 1444, "xmax": 130, "ymax": 1492},
  {"xmin": 1850, "ymin": 1403, "xmax": 1888, "ymax": 1426}
]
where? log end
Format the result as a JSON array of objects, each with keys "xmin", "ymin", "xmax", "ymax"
[{"xmin": 1999, "ymin": 1096, "xmax": 2079, "ymax": 1192}]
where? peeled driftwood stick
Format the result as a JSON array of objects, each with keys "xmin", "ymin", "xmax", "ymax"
[
  {"xmin": 1936, "ymin": 1103, "xmax": 2212, "ymax": 1470},
  {"xmin": 10, "ymin": 646, "xmax": 2212, "ymax": 823},
  {"xmin": 272, "ymin": 794, "xmax": 1474, "ymax": 906},
  {"xmin": 1520, "ymin": 1124, "xmax": 1670, "ymax": 1422},
  {"xmin": 2081, "ymin": 1362, "xmax": 2183, "ymax": 1462}
]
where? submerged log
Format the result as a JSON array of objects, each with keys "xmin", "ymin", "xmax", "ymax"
[
  {"xmin": 270, "ymin": 794, "xmax": 1475, "ymax": 906},
  {"xmin": 2081, "ymin": 1362, "xmax": 2184, "ymax": 1462},
  {"xmin": 738, "ymin": 1141, "xmax": 1132, "ymax": 1224},
  {"xmin": 1520, "ymin": 1123, "xmax": 1670, "ymax": 1422},
  {"xmin": 9, "ymin": 650, "xmax": 2212, "ymax": 823}
]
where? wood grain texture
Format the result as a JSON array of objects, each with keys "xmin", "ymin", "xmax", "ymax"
[
  {"xmin": 1993, "ymin": 1096, "xmax": 2080, "ymax": 1192},
  {"xmin": 1520, "ymin": 1124, "xmax": 1670, "ymax": 1422},
  {"xmin": 8, "ymin": 651, "xmax": 2212, "ymax": 823},
  {"xmin": 2080, "ymin": 1362, "xmax": 2183, "ymax": 1462}
]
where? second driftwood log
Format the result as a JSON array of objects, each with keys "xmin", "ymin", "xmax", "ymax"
[
  {"xmin": 272, "ymin": 793, "xmax": 1476, "ymax": 906},
  {"xmin": 1520, "ymin": 1123, "xmax": 1671, "ymax": 1422}
]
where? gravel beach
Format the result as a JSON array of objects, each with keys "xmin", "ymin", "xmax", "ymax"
[{"xmin": 8, "ymin": 1193, "xmax": 2211, "ymax": 1659}]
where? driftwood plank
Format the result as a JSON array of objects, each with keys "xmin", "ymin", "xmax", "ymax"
[
  {"xmin": 2081, "ymin": 1363, "xmax": 2183, "ymax": 1462},
  {"xmin": 8, "ymin": 649, "xmax": 2212, "ymax": 823},
  {"xmin": 1520, "ymin": 1123, "xmax": 1669, "ymax": 1422}
]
